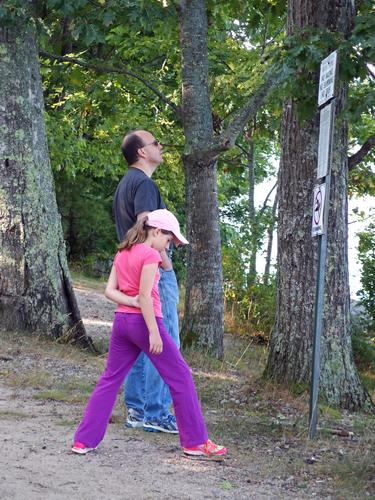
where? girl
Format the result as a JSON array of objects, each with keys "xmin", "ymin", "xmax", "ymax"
[{"xmin": 72, "ymin": 209, "xmax": 227, "ymax": 459}]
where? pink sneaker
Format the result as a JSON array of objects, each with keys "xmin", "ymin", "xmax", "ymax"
[
  {"xmin": 71, "ymin": 441, "xmax": 96, "ymax": 455},
  {"xmin": 183, "ymin": 439, "xmax": 227, "ymax": 460}
]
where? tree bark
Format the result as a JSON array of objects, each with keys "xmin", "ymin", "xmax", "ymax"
[
  {"xmin": 178, "ymin": 0, "xmax": 224, "ymax": 356},
  {"xmin": 0, "ymin": 24, "xmax": 92, "ymax": 349},
  {"xmin": 265, "ymin": 0, "xmax": 372, "ymax": 409}
]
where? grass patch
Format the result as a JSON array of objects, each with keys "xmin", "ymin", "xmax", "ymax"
[
  {"xmin": 0, "ymin": 410, "xmax": 29, "ymax": 419},
  {"xmin": 63, "ymin": 379, "xmax": 96, "ymax": 394},
  {"xmin": 350, "ymin": 413, "xmax": 375, "ymax": 436},
  {"xmin": 33, "ymin": 390, "xmax": 79, "ymax": 403},
  {"xmin": 0, "ymin": 329, "xmax": 104, "ymax": 368},
  {"xmin": 291, "ymin": 381, "xmax": 309, "ymax": 396},
  {"xmin": 321, "ymin": 451, "xmax": 375, "ymax": 498},
  {"xmin": 3, "ymin": 369, "xmax": 54, "ymax": 390},
  {"xmin": 209, "ymin": 411, "xmax": 292, "ymax": 443},
  {"xmin": 33, "ymin": 378, "xmax": 95, "ymax": 403},
  {"xmin": 184, "ymin": 348, "xmax": 242, "ymax": 409},
  {"xmin": 56, "ymin": 418, "xmax": 80, "ymax": 427},
  {"xmin": 91, "ymin": 338, "xmax": 110, "ymax": 354},
  {"xmin": 218, "ymin": 480, "xmax": 236, "ymax": 491},
  {"xmin": 360, "ymin": 370, "xmax": 375, "ymax": 401},
  {"xmin": 319, "ymin": 404, "xmax": 342, "ymax": 420},
  {"xmin": 71, "ymin": 270, "xmax": 107, "ymax": 291},
  {"xmin": 184, "ymin": 346, "xmax": 226, "ymax": 372}
]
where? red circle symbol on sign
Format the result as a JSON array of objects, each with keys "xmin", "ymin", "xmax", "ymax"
[{"xmin": 314, "ymin": 189, "xmax": 322, "ymax": 225}]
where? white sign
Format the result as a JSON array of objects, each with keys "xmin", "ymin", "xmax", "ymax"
[
  {"xmin": 312, "ymin": 184, "xmax": 326, "ymax": 236},
  {"xmin": 318, "ymin": 51, "xmax": 337, "ymax": 107},
  {"xmin": 317, "ymin": 102, "xmax": 334, "ymax": 179}
]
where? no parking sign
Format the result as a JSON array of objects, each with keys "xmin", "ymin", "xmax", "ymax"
[{"xmin": 311, "ymin": 183, "xmax": 326, "ymax": 236}]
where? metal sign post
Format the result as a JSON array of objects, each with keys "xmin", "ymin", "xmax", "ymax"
[{"xmin": 309, "ymin": 51, "xmax": 338, "ymax": 439}]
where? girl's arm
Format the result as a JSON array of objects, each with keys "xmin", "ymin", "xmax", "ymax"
[
  {"xmin": 139, "ymin": 263, "xmax": 163, "ymax": 355},
  {"xmin": 105, "ymin": 266, "xmax": 139, "ymax": 307}
]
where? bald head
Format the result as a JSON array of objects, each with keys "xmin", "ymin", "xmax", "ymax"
[
  {"xmin": 121, "ymin": 130, "xmax": 145, "ymax": 166},
  {"xmin": 120, "ymin": 130, "xmax": 163, "ymax": 170}
]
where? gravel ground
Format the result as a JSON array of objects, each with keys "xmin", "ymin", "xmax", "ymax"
[{"xmin": 1, "ymin": 283, "xmax": 368, "ymax": 499}]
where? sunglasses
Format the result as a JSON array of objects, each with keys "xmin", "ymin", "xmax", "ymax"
[{"xmin": 142, "ymin": 140, "xmax": 161, "ymax": 148}]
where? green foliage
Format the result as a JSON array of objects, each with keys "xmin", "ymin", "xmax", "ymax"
[
  {"xmin": 351, "ymin": 314, "xmax": 375, "ymax": 401},
  {"xmin": 349, "ymin": 111, "xmax": 375, "ymax": 197},
  {"xmin": 218, "ymin": 130, "xmax": 278, "ymax": 338},
  {"xmin": 38, "ymin": 0, "xmax": 186, "ymax": 277},
  {"xmin": 54, "ymin": 170, "xmax": 117, "ymax": 274},
  {"xmin": 349, "ymin": 163, "xmax": 375, "ymax": 198},
  {"xmin": 38, "ymin": 0, "xmax": 284, "ymax": 295},
  {"xmin": 357, "ymin": 223, "xmax": 375, "ymax": 330},
  {"xmin": 353, "ymin": 222, "xmax": 375, "ymax": 382},
  {"xmin": 352, "ymin": 319, "xmax": 375, "ymax": 373},
  {"xmin": 222, "ymin": 225, "xmax": 277, "ymax": 340},
  {"xmin": 11, "ymin": 0, "xmax": 375, "ymax": 339},
  {"xmin": 0, "ymin": 0, "xmax": 30, "ymax": 26},
  {"xmin": 222, "ymin": 225, "xmax": 248, "ymax": 295},
  {"xmin": 264, "ymin": 0, "xmax": 375, "ymax": 127},
  {"xmin": 206, "ymin": 1, "xmax": 286, "ymax": 130},
  {"xmin": 246, "ymin": 278, "xmax": 276, "ymax": 340}
]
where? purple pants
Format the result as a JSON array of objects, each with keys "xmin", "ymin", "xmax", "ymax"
[{"xmin": 74, "ymin": 313, "xmax": 208, "ymax": 448}]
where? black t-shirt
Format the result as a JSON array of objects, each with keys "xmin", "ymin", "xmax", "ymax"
[{"xmin": 113, "ymin": 167, "xmax": 166, "ymax": 241}]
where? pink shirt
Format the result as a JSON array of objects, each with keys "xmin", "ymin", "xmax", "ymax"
[{"xmin": 114, "ymin": 243, "xmax": 163, "ymax": 317}]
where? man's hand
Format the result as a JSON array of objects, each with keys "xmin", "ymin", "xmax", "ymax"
[
  {"xmin": 149, "ymin": 330, "xmax": 163, "ymax": 355},
  {"xmin": 160, "ymin": 250, "xmax": 173, "ymax": 271}
]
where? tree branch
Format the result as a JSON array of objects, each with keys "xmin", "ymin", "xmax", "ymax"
[
  {"xmin": 258, "ymin": 181, "xmax": 278, "ymax": 218},
  {"xmin": 235, "ymin": 141, "xmax": 249, "ymax": 156},
  {"xmin": 348, "ymin": 134, "xmax": 375, "ymax": 170},
  {"xmin": 366, "ymin": 63, "xmax": 375, "ymax": 80},
  {"xmin": 200, "ymin": 73, "xmax": 278, "ymax": 161},
  {"xmin": 39, "ymin": 51, "xmax": 181, "ymax": 116},
  {"xmin": 348, "ymin": 209, "xmax": 375, "ymax": 225}
]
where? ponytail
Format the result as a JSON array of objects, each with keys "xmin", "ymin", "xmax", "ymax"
[{"xmin": 118, "ymin": 216, "xmax": 149, "ymax": 250}]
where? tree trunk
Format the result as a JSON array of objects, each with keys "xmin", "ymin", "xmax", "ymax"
[
  {"xmin": 265, "ymin": 0, "xmax": 372, "ymax": 409},
  {"xmin": 0, "ymin": 24, "xmax": 92, "ymax": 349},
  {"xmin": 320, "ymin": 85, "xmax": 370, "ymax": 408},
  {"xmin": 178, "ymin": 0, "xmax": 224, "ymax": 357}
]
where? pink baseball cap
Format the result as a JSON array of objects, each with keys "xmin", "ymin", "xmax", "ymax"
[{"xmin": 147, "ymin": 209, "xmax": 189, "ymax": 245}]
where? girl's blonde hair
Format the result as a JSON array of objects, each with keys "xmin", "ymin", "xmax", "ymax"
[
  {"xmin": 118, "ymin": 216, "xmax": 173, "ymax": 251},
  {"xmin": 118, "ymin": 216, "xmax": 149, "ymax": 250}
]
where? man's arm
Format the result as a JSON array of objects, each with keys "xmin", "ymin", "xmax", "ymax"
[{"xmin": 137, "ymin": 211, "xmax": 173, "ymax": 271}]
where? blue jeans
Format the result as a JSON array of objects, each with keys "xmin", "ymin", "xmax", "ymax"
[{"xmin": 124, "ymin": 268, "xmax": 180, "ymax": 421}]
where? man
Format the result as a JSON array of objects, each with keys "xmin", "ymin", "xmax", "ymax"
[{"xmin": 113, "ymin": 130, "xmax": 180, "ymax": 433}]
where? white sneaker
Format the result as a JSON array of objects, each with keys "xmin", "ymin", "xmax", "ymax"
[
  {"xmin": 71, "ymin": 441, "xmax": 96, "ymax": 455},
  {"xmin": 125, "ymin": 412, "xmax": 144, "ymax": 429}
]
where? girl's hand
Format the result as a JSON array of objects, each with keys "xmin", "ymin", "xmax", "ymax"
[
  {"xmin": 149, "ymin": 331, "xmax": 163, "ymax": 355},
  {"xmin": 131, "ymin": 295, "xmax": 140, "ymax": 308}
]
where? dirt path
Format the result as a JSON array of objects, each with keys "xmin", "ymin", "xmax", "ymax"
[
  {"xmin": 1, "ymin": 382, "xmax": 316, "ymax": 500},
  {"xmin": 1, "ymin": 387, "xmax": 262, "ymax": 500},
  {"xmin": 0, "ymin": 354, "xmax": 285, "ymax": 499},
  {"xmin": 0, "ymin": 282, "xmax": 373, "ymax": 499}
]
